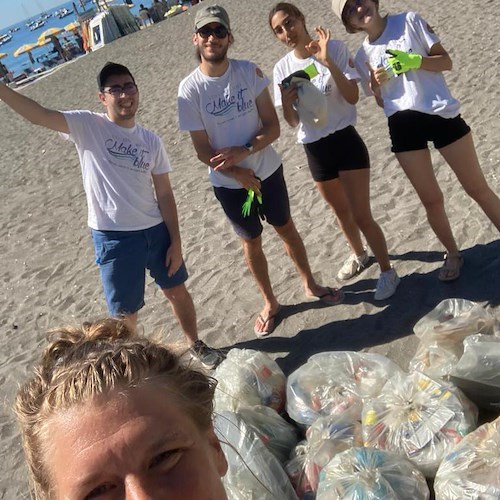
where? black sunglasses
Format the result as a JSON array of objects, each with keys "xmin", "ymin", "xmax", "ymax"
[
  {"xmin": 196, "ymin": 25, "xmax": 229, "ymax": 39},
  {"xmin": 102, "ymin": 82, "xmax": 138, "ymax": 96}
]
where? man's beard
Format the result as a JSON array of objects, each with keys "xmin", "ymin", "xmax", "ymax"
[{"xmin": 196, "ymin": 44, "xmax": 228, "ymax": 63}]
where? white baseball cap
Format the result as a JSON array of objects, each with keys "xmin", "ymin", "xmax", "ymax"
[{"xmin": 331, "ymin": 0, "xmax": 348, "ymax": 19}]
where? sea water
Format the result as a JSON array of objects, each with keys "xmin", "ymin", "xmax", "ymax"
[{"xmin": 0, "ymin": 1, "xmax": 149, "ymax": 78}]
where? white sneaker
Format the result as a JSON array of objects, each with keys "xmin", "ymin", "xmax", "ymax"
[
  {"xmin": 337, "ymin": 251, "xmax": 370, "ymax": 281},
  {"xmin": 374, "ymin": 268, "xmax": 400, "ymax": 300}
]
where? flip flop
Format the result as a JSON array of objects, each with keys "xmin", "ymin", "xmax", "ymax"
[
  {"xmin": 310, "ymin": 286, "xmax": 345, "ymax": 306},
  {"xmin": 438, "ymin": 253, "xmax": 464, "ymax": 282},
  {"xmin": 254, "ymin": 306, "xmax": 282, "ymax": 338}
]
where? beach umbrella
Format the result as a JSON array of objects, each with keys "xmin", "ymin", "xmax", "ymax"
[
  {"xmin": 38, "ymin": 27, "xmax": 65, "ymax": 44},
  {"xmin": 64, "ymin": 21, "xmax": 80, "ymax": 32},
  {"xmin": 13, "ymin": 43, "xmax": 38, "ymax": 57}
]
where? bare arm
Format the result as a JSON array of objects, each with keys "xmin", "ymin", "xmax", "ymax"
[
  {"xmin": 152, "ymin": 172, "xmax": 183, "ymax": 277},
  {"xmin": 305, "ymin": 26, "xmax": 359, "ymax": 105},
  {"xmin": 279, "ymin": 83, "xmax": 300, "ymax": 128},
  {"xmin": 0, "ymin": 82, "xmax": 69, "ymax": 133},
  {"xmin": 188, "ymin": 129, "xmax": 262, "ymax": 192},
  {"xmin": 210, "ymin": 88, "xmax": 281, "ymax": 171},
  {"xmin": 421, "ymin": 42, "xmax": 452, "ymax": 72}
]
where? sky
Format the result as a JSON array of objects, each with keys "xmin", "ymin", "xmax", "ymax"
[{"xmin": 0, "ymin": 0, "xmax": 67, "ymax": 30}]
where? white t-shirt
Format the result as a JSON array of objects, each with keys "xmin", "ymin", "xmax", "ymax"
[
  {"xmin": 61, "ymin": 111, "xmax": 171, "ymax": 231},
  {"xmin": 178, "ymin": 59, "xmax": 282, "ymax": 189},
  {"xmin": 273, "ymin": 40, "xmax": 359, "ymax": 144},
  {"xmin": 355, "ymin": 12, "xmax": 460, "ymax": 119}
]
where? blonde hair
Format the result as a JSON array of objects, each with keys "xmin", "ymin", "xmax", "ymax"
[{"xmin": 14, "ymin": 318, "xmax": 216, "ymax": 499}]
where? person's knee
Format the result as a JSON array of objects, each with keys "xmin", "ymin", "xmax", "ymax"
[
  {"xmin": 462, "ymin": 183, "xmax": 491, "ymax": 203},
  {"xmin": 352, "ymin": 211, "xmax": 375, "ymax": 232},
  {"xmin": 421, "ymin": 193, "xmax": 445, "ymax": 213},
  {"xmin": 162, "ymin": 283, "xmax": 190, "ymax": 302}
]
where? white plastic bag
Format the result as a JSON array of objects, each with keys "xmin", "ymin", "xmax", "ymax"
[
  {"xmin": 287, "ymin": 351, "xmax": 403, "ymax": 426},
  {"xmin": 362, "ymin": 371, "xmax": 478, "ymax": 477},
  {"xmin": 237, "ymin": 405, "xmax": 299, "ymax": 464},
  {"xmin": 452, "ymin": 334, "xmax": 500, "ymax": 386},
  {"xmin": 434, "ymin": 415, "xmax": 500, "ymax": 499},
  {"xmin": 214, "ymin": 411, "xmax": 298, "ymax": 500},
  {"xmin": 214, "ymin": 349, "xmax": 286, "ymax": 413},
  {"xmin": 285, "ymin": 414, "xmax": 363, "ymax": 496},
  {"xmin": 316, "ymin": 447, "xmax": 430, "ymax": 499},
  {"xmin": 409, "ymin": 299, "xmax": 495, "ymax": 379}
]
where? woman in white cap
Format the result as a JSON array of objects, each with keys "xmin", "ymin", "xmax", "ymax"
[
  {"xmin": 332, "ymin": 0, "xmax": 500, "ymax": 281},
  {"xmin": 269, "ymin": 2, "xmax": 399, "ymax": 301}
]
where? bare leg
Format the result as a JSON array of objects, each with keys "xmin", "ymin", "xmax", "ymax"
[
  {"xmin": 396, "ymin": 149, "xmax": 460, "ymax": 255},
  {"xmin": 338, "ymin": 168, "xmax": 391, "ymax": 271},
  {"xmin": 241, "ymin": 235, "xmax": 281, "ymax": 333},
  {"xmin": 273, "ymin": 218, "xmax": 339, "ymax": 299},
  {"xmin": 439, "ymin": 132, "xmax": 500, "ymax": 231},
  {"xmin": 396, "ymin": 148, "xmax": 462, "ymax": 280},
  {"xmin": 162, "ymin": 283, "xmax": 198, "ymax": 345},
  {"xmin": 316, "ymin": 178, "xmax": 365, "ymax": 256}
]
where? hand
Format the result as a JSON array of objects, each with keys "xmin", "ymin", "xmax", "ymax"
[
  {"xmin": 165, "ymin": 242, "xmax": 183, "ymax": 277},
  {"xmin": 228, "ymin": 166, "xmax": 262, "ymax": 192},
  {"xmin": 366, "ymin": 61, "xmax": 389, "ymax": 90},
  {"xmin": 385, "ymin": 49, "xmax": 422, "ymax": 75},
  {"xmin": 279, "ymin": 82, "xmax": 298, "ymax": 107},
  {"xmin": 305, "ymin": 26, "xmax": 331, "ymax": 66},
  {"xmin": 210, "ymin": 146, "xmax": 249, "ymax": 171}
]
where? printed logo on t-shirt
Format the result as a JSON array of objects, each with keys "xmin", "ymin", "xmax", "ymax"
[
  {"xmin": 205, "ymin": 86, "xmax": 254, "ymax": 121},
  {"xmin": 105, "ymin": 136, "xmax": 151, "ymax": 172}
]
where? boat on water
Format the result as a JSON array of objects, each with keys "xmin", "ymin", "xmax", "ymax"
[
  {"xmin": 0, "ymin": 33, "xmax": 13, "ymax": 46},
  {"xmin": 54, "ymin": 8, "xmax": 74, "ymax": 19},
  {"xmin": 29, "ymin": 20, "xmax": 46, "ymax": 31}
]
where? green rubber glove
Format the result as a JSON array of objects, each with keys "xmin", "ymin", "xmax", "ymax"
[
  {"xmin": 241, "ymin": 190, "xmax": 263, "ymax": 217},
  {"xmin": 386, "ymin": 49, "xmax": 422, "ymax": 75}
]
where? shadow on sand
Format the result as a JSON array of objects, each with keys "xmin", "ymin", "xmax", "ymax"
[{"xmin": 225, "ymin": 240, "xmax": 500, "ymax": 375}]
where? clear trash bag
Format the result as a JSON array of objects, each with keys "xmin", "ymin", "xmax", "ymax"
[
  {"xmin": 287, "ymin": 351, "xmax": 403, "ymax": 426},
  {"xmin": 362, "ymin": 371, "xmax": 478, "ymax": 477},
  {"xmin": 452, "ymin": 334, "xmax": 500, "ymax": 386},
  {"xmin": 214, "ymin": 411, "xmax": 298, "ymax": 500},
  {"xmin": 285, "ymin": 414, "xmax": 363, "ymax": 496},
  {"xmin": 316, "ymin": 447, "xmax": 430, "ymax": 499},
  {"xmin": 213, "ymin": 349, "xmax": 286, "ymax": 413},
  {"xmin": 409, "ymin": 299, "xmax": 495, "ymax": 379},
  {"xmin": 237, "ymin": 405, "xmax": 299, "ymax": 464},
  {"xmin": 434, "ymin": 415, "xmax": 500, "ymax": 499}
]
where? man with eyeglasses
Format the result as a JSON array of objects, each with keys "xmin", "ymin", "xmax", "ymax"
[
  {"xmin": 178, "ymin": 5, "xmax": 344, "ymax": 337},
  {"xmin": 0, "ymin": 62, "xmax": 224, "ymax": 369}
]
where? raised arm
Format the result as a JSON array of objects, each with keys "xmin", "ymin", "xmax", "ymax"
[
  {"xmin": 152, "ymin": 172, "xmax": 183, "ymax": 277},
  {"xmin": 0, "ymin": 82, "xmax": 69, "ymax": 133}
]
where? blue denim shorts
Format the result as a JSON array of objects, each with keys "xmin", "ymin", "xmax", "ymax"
[{"xmin": 91, "ymin": 222, "xmax": 188, "ymax": 316}]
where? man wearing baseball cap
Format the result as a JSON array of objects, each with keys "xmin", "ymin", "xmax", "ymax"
[
  {"xmin": 178, "ymin": 5, "xmax": 344, "ymax": 337},
  {"xmin": 0, "ymin": 62, "xmax": 224, "ymax": 369}
]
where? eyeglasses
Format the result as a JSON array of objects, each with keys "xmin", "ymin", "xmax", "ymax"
[
  {"xmin": 196, "ymin": 25, "xmax": 229, "ymax": 39},
  {"xmin": 102, "ymin": 82, "xmax": 138, "ymax": 97},
  {"xmin": 344, "ymin": 0, "xmax": 364, "ymax": 18}
]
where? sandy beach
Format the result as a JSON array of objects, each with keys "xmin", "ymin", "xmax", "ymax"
[{"xmin": 1, "ymin": 0, "xmax": 499, "ymax": 495}]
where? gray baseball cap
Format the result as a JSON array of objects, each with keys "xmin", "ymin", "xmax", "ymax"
[{"xmin": 194, "ymin": 4, "xmax": 230, "ymax": 31}]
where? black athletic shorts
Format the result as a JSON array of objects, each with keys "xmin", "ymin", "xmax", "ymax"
[
  {"xmin": 303, "ymin": 125, "xmax": 370, "ymax": 182},
  {"xmin": 388, "ymin": 110, "xmax": 471, "ymax": 153},
  {"xmin": 213, "ymin": 165, "xmax": 291, "ymax": 240}
]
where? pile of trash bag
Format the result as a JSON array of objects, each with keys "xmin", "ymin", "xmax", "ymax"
[
  {"xmin": 434, "ymin": 415, "xmax": 500, "ymax": 499},
  {"xmin": 214, "ymin": 348, "xmax": 286, "ymax": 412},
  {"xmin": 409, "ymin": 299, "xmax": 495, "ymax": 379},
  {"xmin": 362, "ymin": 371, "xmax": 478, "ymax": 476},
  {"xmin": 286, "ymin": 351, "xmax": 403, "ymax": 426},
  {"xmin": 316, "ymin": 447, "xmax": 430, "ymax": 499}
]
